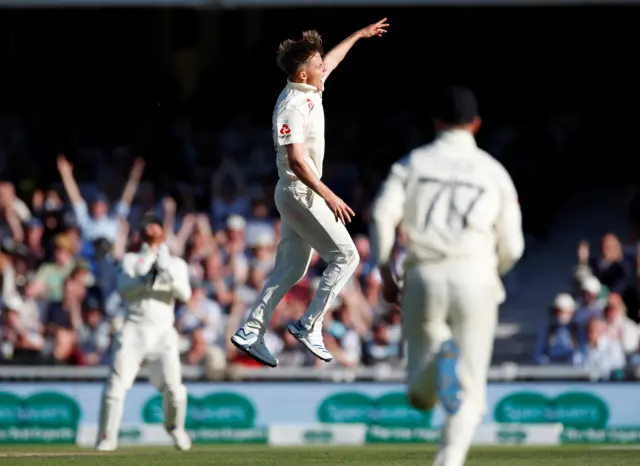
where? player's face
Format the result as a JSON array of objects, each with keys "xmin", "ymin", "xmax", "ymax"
[
  {"xmin": 143, "ymin": 223, "xmax": 165, "ymax": 245},
  {"xmin": 301, "ymin": 52, "xmax": 325, "ymax": 91}
]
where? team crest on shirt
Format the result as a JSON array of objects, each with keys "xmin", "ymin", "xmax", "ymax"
[
  {"xmin": 306, "ymin": 98, "xmax": 313, "ymax": 109},
  {"xmin": 279, "ymin": 124, "xmax": 291, "ymax": 135}
]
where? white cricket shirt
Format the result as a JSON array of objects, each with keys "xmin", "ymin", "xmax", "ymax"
[
  {"xmin": 272, "ymin": 81, "xmax": 325, "ymax": 181},
  {"xmin": 371, "ymin": 130, "xmax": 524, "ymax": 276},
  {"xmin": 117, "ymin": 251, "xmax": 192, "ymax": 327}
]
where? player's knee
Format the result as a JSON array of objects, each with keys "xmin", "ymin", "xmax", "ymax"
[
  {"xmin": 163, "ymin": 384, "xmax": 187, "ymax": 403},
  {"xmin": 104, "ymin": 380, "xmax": 127, "ymax": 401},
  {"xmin": 291, "ymin": 255, "xmax": 311, "ymax": 279},
  {"xmin": 337, "ymin": 243, "xmax": 359, "ymax": 272}
]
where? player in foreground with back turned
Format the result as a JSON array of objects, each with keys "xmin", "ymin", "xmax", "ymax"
[
  {"xmin": 96, "ymin": 213, "xmax": 192, "ymax": 452},
  {"xmin": 370, "ymin": 87, "xmax": 525, "ymax": 466},
  {"xmin": 231, "ymin": 18, "xmax": 389, "ymax": 366}
]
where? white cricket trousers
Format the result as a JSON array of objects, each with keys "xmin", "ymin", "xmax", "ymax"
[
  {"xmin": 402, "ymin": 259, "xmax": 501, "ymax": 466},
  {"xmin": 244, "ymin": 179, "xmax": 359, "ymax": 334},
  {"xmin": 97, "ymin": 321, "xmax": 188, "ymax": 445}
]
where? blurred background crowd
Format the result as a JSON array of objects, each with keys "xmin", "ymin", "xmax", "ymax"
[{"xmin": 0, "ymin": 5, "xmax": 639, "ymax": 381}]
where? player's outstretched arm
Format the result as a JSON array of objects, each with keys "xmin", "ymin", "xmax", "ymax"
[{"xmin": 323, "ymin": 18, "xmax": 388, "ymax": 78}]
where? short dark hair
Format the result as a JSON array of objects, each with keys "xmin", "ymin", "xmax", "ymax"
[
  {"xmin": 276, "ymin": 30, "xmax": 324, "ymax": 78},
  {"xmin": 432, "ymin": 86, "xmax": 479, "ymax": 125}
]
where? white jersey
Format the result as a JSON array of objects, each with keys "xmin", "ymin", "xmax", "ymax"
[
  {"xmin": 117, "ymin": 251, "xmax": 191, "ymax": 327},
  {"xmin": 272, "ymin": 81, "xmax": 325, "ymax": 181},
  {"xmin": 371, "ymin": 129, "xmax": 524, "ymax": 276}
]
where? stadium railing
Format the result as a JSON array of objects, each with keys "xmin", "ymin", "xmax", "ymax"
[{"xmin": 0, "ymin": 364, "xmax": 597, "ymax": 381}]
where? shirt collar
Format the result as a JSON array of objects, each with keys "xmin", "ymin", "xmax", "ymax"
[
  {"xmin": 436, "ymin": 129, "xmax": 477, "ymax": 148},
  {"xmin": 286, "ymin": 80, "xmax": 319, "ymax": 93}
]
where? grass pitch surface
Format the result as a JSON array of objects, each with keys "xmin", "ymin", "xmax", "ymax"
[{"xmin": 0, "ymin": 445, "xmax": 639, "ymax": 465}]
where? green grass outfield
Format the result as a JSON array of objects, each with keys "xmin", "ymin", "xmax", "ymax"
[{"xmin": 0, "ymin": 445, "xmax": 639, "ymax": 465}]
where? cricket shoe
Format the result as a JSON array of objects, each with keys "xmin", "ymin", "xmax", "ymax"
[
  {"xmin": 230, "ymin": 328, "xmax": 278, "ymax": 367},
  {"xmin": 436, "ymin": 339, "xmax": 462, "ymax": 415},
  {"xmin": 169, "ymin": 427, "xmax": 192, "ymax": 451},
  {"xmin": 288, "ymin": 320, "xmax": 333, "ymax": 362},
  {"xmin": 95, "ymin": 439, "xmax": 117, "ymax": 452}
]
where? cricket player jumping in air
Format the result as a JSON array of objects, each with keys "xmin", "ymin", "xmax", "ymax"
[
  {"xmin": 370, "ymin": 87, "xmax": 525, "ymax": 466},
  {"xmin": 231, "ymin": 19, "xmax": 389, "ymax": 367},
  {"xmin": 96, "ymin": 213, "xmax": 192, "ymax": 452}
]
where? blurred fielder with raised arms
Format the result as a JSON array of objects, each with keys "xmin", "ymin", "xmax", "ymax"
[
  {"xmin": 231, "ymin": 19, "xmax": 389, "ymax": 366},
  {"xmin": 96, "ymin": 214, "xmax": 192, "ymax": 452},
  {"xmin": 370, "ymin": 87, "xmax": 524, "ymax": 466}
]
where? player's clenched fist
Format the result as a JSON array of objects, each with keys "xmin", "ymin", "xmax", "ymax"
[{"xmin": 324, "ymin": 192, "xmax": 355, "ymax": 224}]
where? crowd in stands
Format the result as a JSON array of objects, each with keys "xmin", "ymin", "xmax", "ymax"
[{"xmin": 534, "ymin": 230, "xmax": 640, "ymax": 380}]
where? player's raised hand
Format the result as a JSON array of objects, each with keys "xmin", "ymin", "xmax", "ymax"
[
  {"xmin": 358, "ymin": 18, "xmax": 389, "ymax": 39},
  {"xmin": 324, "ymin": 192, "xmax": 355, "ymax": 225}
]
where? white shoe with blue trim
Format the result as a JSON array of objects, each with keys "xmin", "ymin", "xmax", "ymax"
[{"xmin": 288, "ymin": 320, "xmax": 333, "ymax": 362}]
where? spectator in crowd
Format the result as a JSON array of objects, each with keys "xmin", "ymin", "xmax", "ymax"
[
  {"xmin": 602, "ymin": 293, "xmax": 640, "ymax": 354},
  {"xmin": 575, "ymin": 235, "xmax": 639, "ymax": 322},
  {"xmin": 211, "ymin": 158, "xmax": 250, "ymax": 229},
  {"xmin": 573, "ymin": 276, "xmax": 606, "ymax": 326},
  {"xmin": 23, "ymin": 218, "xmax": 46, "ymax": 270},
  {"xmin": 324, "ymin": 302, "xmax": 362, "ymax": 367},
  {"xmin": 32, "ymin": 234, "xmax": 85, "ymax": 302},
  {"xmin": 533, "ymin": 293, "xmax": 583, "ymax": 365},
  {"xmin": 76, "ymin": 295, "xmax": 112, "ymax": 366},
  {"xmin": 223, "ymin": 215, "xmax": 249, "ymax": 285},
  {"xmin": 361, "ymin": 319, "xmax": 403, "ymax": 367},
  {"xmin": 247, "ymin": 232, "xmax": 276, "ymax": 275},
  {"xmin": 176, "ymin": 280, "xmax": 226, "ymax": 365},
  {"xmin": 245, "ymin": 198, "xmax": 275, "ymax": 242},
  {"xmin": 383, "ymin": 305, "xmax": 402, "ymax": 347},
  {"xmin": 0, "ymin": 181, "xmax": 30, "ymax": 242},
  {"xmin": 43, "ymin": 274, "xmax": 85, "ymax": 364},
  {"xmin": 573, "ymin": 317, "xmax": 626, "ymax": 380},
  {"xmin": 0, "ymin": 293, "xmax": 44, "ymax": 364},
  {"xmin": 56, "ymin": 156, "xmax": 143, "ymax": 243},
  {"xmin": 352, "ymin": 234, "xmax": 381, "ymax": 307}
]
